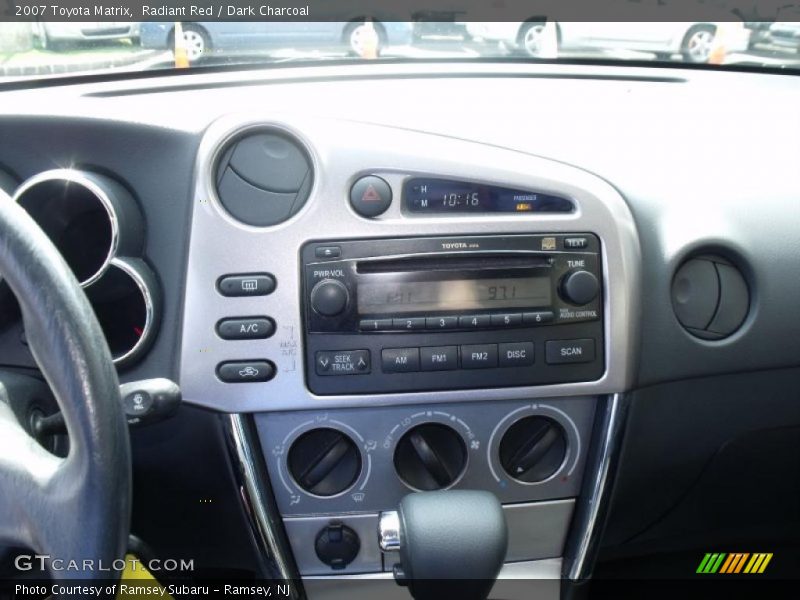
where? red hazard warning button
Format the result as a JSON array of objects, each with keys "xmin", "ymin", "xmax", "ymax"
[{"xmin": 350, "ymin": 175, "xmax": 392, "ymax": 217}]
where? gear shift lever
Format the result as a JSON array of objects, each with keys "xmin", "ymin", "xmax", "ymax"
[{"xmin": 379, "ymin": 490, "xmax": 508, "ymax": 600}]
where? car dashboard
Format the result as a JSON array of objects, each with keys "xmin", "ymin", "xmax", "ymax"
[{"xmin": 1, "ymin": 61, "xmax": 799, "ymax": 597}]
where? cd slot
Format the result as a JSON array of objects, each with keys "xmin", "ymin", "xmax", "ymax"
[{"xmin": 357, "ymin": 255, "xmax": 551, "ymax": 274}]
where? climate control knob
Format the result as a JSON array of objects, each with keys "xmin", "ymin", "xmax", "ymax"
[
  {"xmin": 394, "ymin": 423, "xmax": 467, "ymax": 491},
  {"xmin": 560, "ymin": 270, "xmax": 599, "ymax": 306},
  {"xmin": 310, "ymin": 279, "xmax": 349, "ymax": 317},
  {"xmin": 288, "ymin": 428, "xmax": 361, "ymax": 496},
  {"xmin": 499, "ymin": 416, "xmax": 567, "ymax": 483}
]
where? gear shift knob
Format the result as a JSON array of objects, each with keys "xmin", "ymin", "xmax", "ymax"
[{"xmin": 379, "ymin": 490, "xmax": 508, "ymax": 600}]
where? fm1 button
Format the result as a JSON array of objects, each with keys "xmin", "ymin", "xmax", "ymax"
[
  {"xmin": 316, "ymin": 350, "xmax": 370, "ymax": 376},
  {"xmin": 350, "ymin": 175, "xmax": 392, "ymax": 217},
  {"xmin": 545, "ymin": 339, "xmax": 595, "ymax": 364},
  {"xmin": 421, "ymin": 346, "xmax": 458, "ymax": 371}
]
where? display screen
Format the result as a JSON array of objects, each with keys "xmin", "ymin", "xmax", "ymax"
[
  {"xmin": 404, "ymin": 178, "xmax": 574, "ymax": 214},
  {"xmin": 358, "ymin": 277, "xmax": 551, "ymax": 315}
]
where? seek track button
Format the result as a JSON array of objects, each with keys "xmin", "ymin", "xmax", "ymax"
[{"xmin": 316, "ymin": 350, "xmax": 371, "ymax": 376}]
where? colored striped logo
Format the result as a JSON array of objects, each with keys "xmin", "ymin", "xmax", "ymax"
[{"xmin": 696, "ymin": 553, "xmax": 773, "ymax": 574}]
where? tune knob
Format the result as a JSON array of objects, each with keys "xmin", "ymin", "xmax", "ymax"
[
  {"xmin": 499, "ymin": 416, "xmax": 567, "ymax": 483},
  {"xmin": 560, "ymin": 270, "xmax": 599, "ymax": 305},
  {"xmin": 288, "ymin": 428, "xmax": 361, "ymax": 496},
  {"xmin": 310, "ymin": 279, "xmax": 349, "ymax": 316},
  {"xmin": 394, "ymin": 423, "xmax": 467, "ymax": 491}
]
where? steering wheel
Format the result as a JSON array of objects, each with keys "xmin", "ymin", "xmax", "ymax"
[{"xmin": 0, "ymin": 189, "xmax": 130, "ymax": 579}]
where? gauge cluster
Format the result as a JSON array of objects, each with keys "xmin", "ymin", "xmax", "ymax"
[{"xmin": 0, "ymin": 168, "xmax": 159, "ymax": 369}]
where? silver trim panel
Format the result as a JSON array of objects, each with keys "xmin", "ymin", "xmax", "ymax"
[
  {"xmin": 565, "ymin": 393, "xmax": 627, "ymax": 581},
  {"xmin": 226, "ymin": 414, "xmax": 302, "ymax": 590},
  {"xmin": 179, "ymin": 114, "xmax": 641, "ymax": 412}
]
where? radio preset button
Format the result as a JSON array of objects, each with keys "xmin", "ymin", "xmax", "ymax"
[
  {"xmin": 459, "ymin": 315, "xmax": 491, "ymax": 329},
  {"xmin": 499, "ymin": 342, "xmax": 535, "ymax": 367},
  {"xmin": 420, "ymin": 346, "xmax": 458, "ymax": 371},
  {"xmin": 545, "ymin": 339, "xmax": 595, "ymax": 364},
  {"xmin": 426, "ymin": 316, "xmax": 458, "ymax": 330},
  {"xmin": 359, "ymin": 318, "xmax": 393, "ymax": 331},
  {"xmin": 523, "ymin": 311, "xmax": 555, "ymax": 325},
  {"xmin": 393, "ymin": 317, "xmax": 426, "ymax": 331},
  {"xmin": 316, "ymin": 350, "xmax": 370, "ymax": 375},
  {"xmin": 490, "ymin": 313, "xmax": 523, "ymax": 327},
  {"xmin": 461, "ymin": 344, "xmax": 498, "ymax": 369},
  {"xmin": 310, "ymin": 279, "xmax": 349, "ymax": 316},
  {"xmin": 382, "ymin": 348, "xmax": 421, "ymax": 373}
]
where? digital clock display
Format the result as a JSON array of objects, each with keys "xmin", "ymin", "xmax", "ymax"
[
  {"xmin": 358, "ymin": 276, "xmax": 551, "ymax": 315},
  {"xmin": 404, "ymin": 178, "xmax": 574, "ymax": 214}
]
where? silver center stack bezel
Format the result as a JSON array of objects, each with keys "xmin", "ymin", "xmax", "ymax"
[{"xmin": 180, "ymin": 113, "xmax": 641, "ymax": 413}]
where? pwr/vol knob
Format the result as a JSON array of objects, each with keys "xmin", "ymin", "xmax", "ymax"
[
  {"xmin": 499, "ymin": 416, "xmax": 567, "ymax": 483},
  {"xmin": 310, "ymin": 279, "xmax": 349, "ymax": 316},
  {"xmin": 288, "ymin": 428, "xmax": 361, "ymax": 496}
]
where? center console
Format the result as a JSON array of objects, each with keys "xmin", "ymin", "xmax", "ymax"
[{"xmin": 179, "ymin": 112, "xmax": 641, "ymax": 599}]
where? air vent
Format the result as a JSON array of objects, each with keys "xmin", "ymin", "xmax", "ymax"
[
  {"xmin": 672, "ymin": 255, "xmax": 750, "ymax": 340},
  {"xmin": 215, "ymin": 130, "xmax": 313, "ymax": 227}
]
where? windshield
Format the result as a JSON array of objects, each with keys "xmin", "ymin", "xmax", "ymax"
[{"xmin": 1, "ymin": 7, "xmax": 800, "ymax": 81}]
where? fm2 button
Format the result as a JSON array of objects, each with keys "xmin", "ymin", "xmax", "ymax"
[
  {"xmin": 316, "ymin": 350, "xmax": 370, "ymax": 376},
  {"xmin": 350, "ymin": 175, "xmax": 392, "ymax": 217}
]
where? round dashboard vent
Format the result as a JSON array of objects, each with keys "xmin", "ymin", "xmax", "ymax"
[
  {"xmin": 215, "ymin": 130, "xmax": 313, "ymax": 227},
  {"xmin": 671, "ymin": 255, "xmax": 750, "ymax": 340}
]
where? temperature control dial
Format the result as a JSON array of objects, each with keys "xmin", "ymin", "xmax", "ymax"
[
  {"xmin": 499, "ymin": 416, "xmax": 567, "ymax": 483},
  {"xmin": 288, "ymin": 428, "xmax": 361, "ymax": 496},
  {"xmin": 394, "ymin": 423, "xmax": 467, "ymax": 491}
]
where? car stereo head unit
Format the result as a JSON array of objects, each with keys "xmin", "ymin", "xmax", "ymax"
[{"xmin": 302, "ymin": 234, "xmax": 604, "ymax": 395}]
